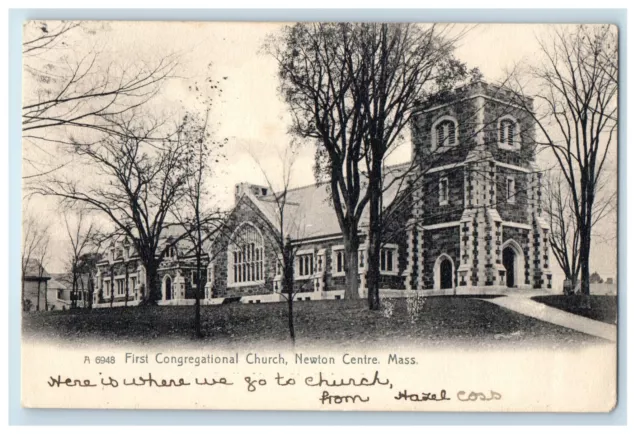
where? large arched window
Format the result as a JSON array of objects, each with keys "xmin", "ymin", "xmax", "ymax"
[
  {"xmin": 431, "ymin": 116, "xmax": 458, "ymax": 150},
  {"xmin": 228, "ymin": 223, "xmax": 265, "ymax": 286}
]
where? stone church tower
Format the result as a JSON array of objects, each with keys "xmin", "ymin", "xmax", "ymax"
[{"xmin": 405, "ymin": 81, "xmax": 552, "ymax": 293}]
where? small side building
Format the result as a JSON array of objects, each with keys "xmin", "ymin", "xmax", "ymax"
[
  {"xmin": 93, "ymin": 227, "xmax": 207, "ymax": 307},
  {"xmin": 22, "ymin": 259, "xmax": 50, "ymax": 312}
]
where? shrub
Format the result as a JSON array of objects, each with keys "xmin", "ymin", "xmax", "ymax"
[
  {"xmin": 22, "ymin": 299, "xmax": 33, "ymax": 312},
  {"xmin": 381, "ymin": 297, "xmax": 394, "ymax": 318},
  {"xmin": 405, "ymin": 290, "xmax": 426, "ymax": 324}
]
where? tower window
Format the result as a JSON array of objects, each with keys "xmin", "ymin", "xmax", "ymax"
[
  {"xmin": 499, "ymin": 118, "xmax": 517, "ymax": 147},
  {"xmin": 435, "ymin": 119, "xmax": 456, "ymax": 148},
  {"xmin": 439, "ymin": 177, "xmax": 449, "ymax": 206}
]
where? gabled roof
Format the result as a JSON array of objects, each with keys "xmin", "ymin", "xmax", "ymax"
[
  {"xmin": 243, "ymin": 162, "xmax": 411, "ymax": 240},
  {"xmin": 250, "ymin": 181, "xmax": 341, "ymax": 239},
  {"xmin": 47, "ymin": 279, "xmax": 68, "ymax": 290},
  {"xmin": 100, "ymin": 226, "xmax": 198, "ymax": 260},
  {"xmin": 23, "ymin": 258, "xmax": 50, "ymax": 279},
  {"xmin": 50, "ymin": 272, "xmax": 92, "ymax": 289},
  {"xmin": 156, "ymin": 225, "xmax": 197, "ymax": 255}
]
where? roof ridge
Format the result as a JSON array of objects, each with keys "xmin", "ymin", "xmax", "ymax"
[
  {"xmin": 274, "ymin": 179, "xmax": 331, "ymax": 195},
  {"xmin": 271, "ymin": 162, "xmax": 411, "ymax": 195}
]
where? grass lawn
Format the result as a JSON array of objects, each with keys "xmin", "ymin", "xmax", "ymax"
[
  {"xmin": 531, "ymin": 295, "xmax": 618, "ymax": 325},
  {"xmin": 22, "ymin": 297, "xmax": 604, "ymax": 348}
]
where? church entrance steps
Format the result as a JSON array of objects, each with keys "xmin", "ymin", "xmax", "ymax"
[{"xmin": 484, "ymin": 295, "xmax": 617, "ymax": 342}]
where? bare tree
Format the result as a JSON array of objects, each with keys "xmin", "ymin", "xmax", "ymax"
[
  {"xmin": 28, "ymin": 116, "xmax": 192, "ymax": 305},
  {"xmin": 247, "ymin": 147, "xmax": 312, "ymax": 344},
  {"xmin": 543, "ymin": 169, "xmax": 616, "ymax": 293},
  {"xmin": 23, "ymin": 21, "xmax": 82, "ymax": 56},
  {"xmin": 265, "ymin": 23, "xmax": 373, "ymax": 301},
  {"xmin": 266, "ymin": 23, "xmax": 472, "ymax": 307},
  {"xmin": 22, "ymin": 21, "xmax": 179, "ymax": 178},
  {"xmin": 510, "ymin": 25, "xmax": 618, "ymax": 295},
  {"xmin": 63, "ymin": 210, "xmax": 96, "ymax": 308},
  {"xmin": 170, "ymin": 108, "xmax": 229, "ymax": 338},
  {"xmin": 543, "ymin": 172, "xmax": 580, "ymax": 290},
  {"xmin": 34, "ymin": 234, "xmax": 51, "ymax": 312},
  {"xmin": 21, "ymin": 212, "xmax": 49, "ymax": 312}
]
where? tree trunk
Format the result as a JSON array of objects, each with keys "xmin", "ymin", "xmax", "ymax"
[
  {"xmin": 194, "ymin": 295, "xmax": 202, "ymax": 336},
  {"xmin": 71, "ymin": 271, "xmax": 76, "ymax": 309},
  {"xmin": 579, "ymin": 227, "xmax": 591, "ymax": 295},
  {"xmin": 21, "ymin": 278, "xmax": 26, "ymax": 312},
  {"xmin": 97, "ymin": 273, "xmax": 104, "ymax": 303},
  {"xmin": 44, "ymin": 280, "xmax": 48, "ymax": 311},
  {"xmin": 343, "ymin": 232, "xmax": 361, "ymax": 300},
  {"xmin": 367, "ymin": 241, "xmax": 381, "ymax": 311},
  {"xmin": 87, "ymin": 273, "xmax": 93, "ymax": 310},
  {"xmin": 284, "ymin": 239, "xmax": 295, "ymax": 344},
  {"xmin": 287, "ymin": 295, "xmax": 295, "ymax": 344},
  {"xmin": 79, "ymin": 276, "xmax": 85, "ymax": 308},
  {"xmin": 36, "ymin": 280, "xmax": 41, "ymax": 311},
  {"xmin": 143, "ymin": 260, "xmax": 161, "ymax": 305},
  {"xmin": 367, "ymin": 156, "xmax": 383, "ymax": 311},
  {"xmin": 194, "ymin": 261, "xmax": 203, "ymax": 339}
]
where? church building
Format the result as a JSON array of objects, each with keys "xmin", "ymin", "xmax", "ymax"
[
  {"xmin": 93, "ymin": 81, "xmax": 553, "ymax": 307},
  {"xmin": 202, "ymin": 81, "xmax": 553, "ymax": 303}
]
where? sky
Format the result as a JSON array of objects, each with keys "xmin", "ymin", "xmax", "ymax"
[{"xmin": 22, "ymin": 22, "xmax": 618, "ymax": 285}]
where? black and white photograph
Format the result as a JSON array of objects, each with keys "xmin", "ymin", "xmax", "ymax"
[{"xmin": 19, "ymin": 21, "xmax": 619, "ymax": 411}]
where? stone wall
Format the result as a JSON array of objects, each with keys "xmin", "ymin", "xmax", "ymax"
[
  {"xmin": 421, "ymin": 168, "xmax": 465, "ymax": 225},
  {"xmin": 495, "ymin": 166, "xmax": 530, "ymax": 223}
]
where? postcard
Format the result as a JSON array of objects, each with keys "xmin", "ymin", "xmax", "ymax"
[{"xmin": 20, "ymin": 21, "xmax": 618, "ymax": 412}]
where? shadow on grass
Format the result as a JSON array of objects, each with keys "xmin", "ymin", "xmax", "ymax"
[{"xmin": 531, "ymin": 295, "xmax": 618, "ymax": 325}]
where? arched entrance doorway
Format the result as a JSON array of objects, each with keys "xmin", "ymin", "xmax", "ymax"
[
  {"xmin": 440, "ymin": 259, "xmax": 453, "ymax": 289},
  {"xmin": 503, "ymin": 247, "xmax": 516, "ymax": 288},
  {"xmin": 433, "ymin": 254, "xmax": 455, "ymax": 290},
  {"xmin": 164, "ymin": 276, "xmax": 173, "ymax": 300},
  {"xmin": 501, "ymin": 239, "xmax": 525, "ymax": 288}
]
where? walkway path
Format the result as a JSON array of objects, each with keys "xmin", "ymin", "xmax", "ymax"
[{"xmin": 485, "ymin": 293, "xmax": 617, "ymax": 342}]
